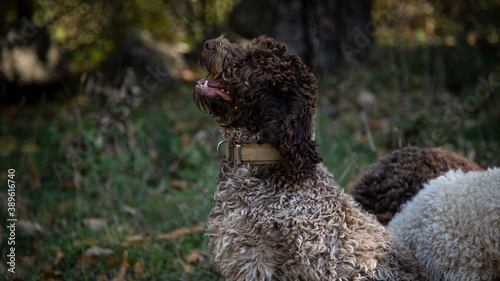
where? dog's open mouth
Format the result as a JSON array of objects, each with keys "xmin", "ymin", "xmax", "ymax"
[{"xmin": 196, "ymin": 78, "xmax": 231, "ymax": 101}]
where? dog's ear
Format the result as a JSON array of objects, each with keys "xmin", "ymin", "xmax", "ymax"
[
  {"xmin": 263, "ymin": 52, "xmax": 323, "ymax": 180},
  {"xmin": 248, "ymin": 36, "xmax": 322, "ymax": 179},
  {"xmin": 251, "ymin": 36, "xmax": 287, "ymax": 53}
]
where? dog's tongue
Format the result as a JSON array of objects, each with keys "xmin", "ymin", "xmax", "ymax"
[{"xmin": 196, "ymin": 78, "xmax": 232, "ymax": 101}]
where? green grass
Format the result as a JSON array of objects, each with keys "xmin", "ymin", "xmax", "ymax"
[
  {"xmin": 0, "ymin": 87, "xmax": 222, "ymax": 280},
  {"xmin": 1, "ymin": 45, "xmax": 499, "ymax": 280}
]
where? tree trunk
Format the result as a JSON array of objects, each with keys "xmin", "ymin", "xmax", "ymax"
[
  {"xmin": 17, "ymin": 0, "xmax": 34, "ymax": 21},
  {"xmin": 229, "ymin": 0, "xmax": 373, "ymax": 76}
]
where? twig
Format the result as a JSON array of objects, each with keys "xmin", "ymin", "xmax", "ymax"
[{"xmin": 361, "ymin": 110, "xmax": 377, "ymax": 153}]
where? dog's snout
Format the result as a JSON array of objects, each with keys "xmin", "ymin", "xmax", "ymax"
[{"xmin": 204, "ymin": 40, "xmax": 216, "ymax": 50}]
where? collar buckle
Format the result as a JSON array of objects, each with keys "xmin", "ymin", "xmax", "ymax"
[{"xmin": 217, "ymin": 140, "xmax": 242, "ymax": 164}]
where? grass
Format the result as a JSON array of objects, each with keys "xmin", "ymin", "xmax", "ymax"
[
  {"xmin": 0, "ymin": 86, "xmax": 222, "ymax": 280},
  {"xmin": 1, "ymin": 44, "xmax": 499, "ymax": 280}
]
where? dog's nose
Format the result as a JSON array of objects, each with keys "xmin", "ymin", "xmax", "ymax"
[{"xmin": 204, "ymin": 40, "xmax": 215, "ymax": 50}]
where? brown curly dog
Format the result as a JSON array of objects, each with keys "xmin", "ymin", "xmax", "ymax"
[
  {"xmin": 193, "ymin": 36, "xmax": 429, "ymax": 281},
  {"xmin": 351, "ymin": 146, "xmax": 483, "ymax": 225}
]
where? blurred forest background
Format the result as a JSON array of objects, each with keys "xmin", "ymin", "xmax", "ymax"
[{"xmin": 0, "ymin": 0, "xmax": 499, "ymax": 280}]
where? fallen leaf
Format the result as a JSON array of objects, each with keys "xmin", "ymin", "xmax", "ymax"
[
  {"xmin": 29, "ymin": 165, "xmax": 41, "ymax": 189},
  {"xmin": 17, "ymin": 220, "xmax": 42, "ymax": 235},
  {"xmin": 60, "ymin": 180, "xmax": 77, "ymax": 189},
  {"xmin": 111, "ymin": 251, "xmax": 129, "ymax": 281},
  {"xmin": 157, "ymin": 223, "xmax": 204, "ymax": 240},
  {"xmin": 187, "ymin": 249, "xmax": 201, "ymax": 264},
  {"xmin": 76, "ymin": 255, "xmax": 95, "ymax": 271},
  {"xmin": 74, "ymin": 239, "xmax": 98, "ymax": 246},
  {"xmin": 356, "ymin": 90, "xmax": 376, "ymax": 109},
  {"xmin": 170, "ymin": 179, "xmax": 189, "ymax": 190},
  {"xmin": 180, "ymin": 260, "xmax": 195, "ymax": 274},
  {"xmin": 121, "ymin": 234, "xmax": 148, "ymax": 246},
  {"xmin": 85, "ymin": 246, "xmax": 114, "ymax": 257},
  {"xmin": 19, "ymin": 255, "xmax": 36, "ymax": 266},
  {"xmin": 106, "ymin": 255, "xmax": 124, "ymax": 267},
  {"xmin": 133, "ymin": 261, "xmax": 144, "ymax": 278},
  {"xmin": 180, "ymin": 134, "xmax": 190, "ymax": 149},
  {"xmin": 186, "ymin": 249, "xmax": 209, "ymax": 264},
  {"xmin": 122, "ymin": 205, "xmax": 139, "ymax": 216},
  {"xmin": 83, "ymin": 218, "xmax": 106, "ymax": 231},
  {"xmin": 54, "ymin": 247, "xmax": 64, "ymax": 265},
  {"xmin": 97, "ymin": 275, "xmax": 109, "ymax": 281},
  {"xmin": 368, "ymin": 118, "xmax": 390, "ymax": 135}
]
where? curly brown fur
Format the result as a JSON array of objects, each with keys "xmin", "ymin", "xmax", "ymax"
[
  {"xmin": 194, "ymin": 36, "xmax": 429, "ymax": 280},
  {"xmin": 351, "ymin": 146, "xmax": 483, "ymax": 225},
  {"xmin": 194, "ymin": 36, "xmax": 322, "ymax": 181}
]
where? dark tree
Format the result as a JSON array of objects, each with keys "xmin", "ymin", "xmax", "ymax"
[{"xmin": 230, "ymin": 0, "xmax": 373, "ymax": 76}]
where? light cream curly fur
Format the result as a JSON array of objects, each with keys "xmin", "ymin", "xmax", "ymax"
[{"xmin": 389, "ymin": 168, "xmax": 500, "ymax": 281}]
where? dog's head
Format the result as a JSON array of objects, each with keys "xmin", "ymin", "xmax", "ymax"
[{"xmin": 194, "ymin": 36, "xmax": 322, "ymax": 178}]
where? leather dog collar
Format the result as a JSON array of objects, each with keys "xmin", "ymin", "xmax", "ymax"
[{"xmin": 217, "ymin": 140, "xmax": 282, "ymax": 164}]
